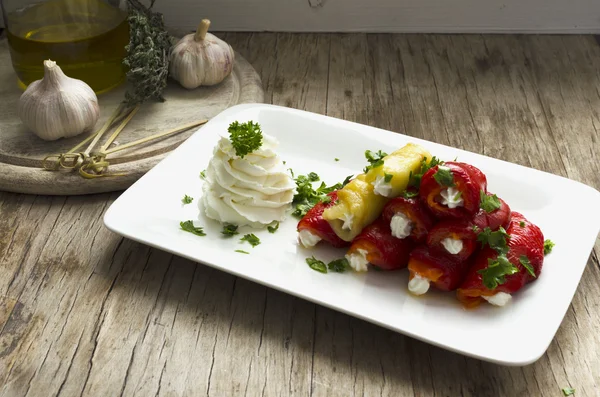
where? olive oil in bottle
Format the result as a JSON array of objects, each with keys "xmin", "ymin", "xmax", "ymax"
[{"xmin": 5, "ymin": 0, "xmax": 129, "ymax": 94}]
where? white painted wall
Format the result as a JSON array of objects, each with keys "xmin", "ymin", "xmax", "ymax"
[
  {"xmin": 152, "ymin": 0, "xmax": 600, "ymax": 33},
  {"xmin": 2, "ymin": 0, "xmax": 600, "ymax": 33}
]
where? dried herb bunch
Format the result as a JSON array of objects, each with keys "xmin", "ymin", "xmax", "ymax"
[{"xmin": 123, "ymin": 0, "xmax": 172, "ymax": 106}]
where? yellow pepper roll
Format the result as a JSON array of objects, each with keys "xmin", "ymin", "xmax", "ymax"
[{"xmin": 322, "ymin": 143, "xmax": 431, "ymax": 242}]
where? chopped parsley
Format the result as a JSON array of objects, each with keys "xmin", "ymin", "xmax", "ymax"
[
  {"xmin": 384, "ymin": 173, "xmax": 393, "ymax": 183},
  {"xmin": 402, "ymin": 190, "xmax": 419, "ymax": 198},
  {"xmin": 342, "ymin": 175, "xmax": 353, "ymax": 187},
  {"xmin": 433, "ymin": 165, "xmax": 455, "ymax": 187},
  {"xmin": 182, "ymin": 194, "xmax": 193, "ymax": 205},
  {"xmin": 328, "ymin": 258, "xmax": 350, "ymax": 273},
  {"xmin": 306, "ymin": 256, "xmax": 327, "ymax": 273},
  {"xmin": 308, "ymin": 172, "xmax": 320, "ymax": 182},
  {"xmin": 200, "ymin": 170, "xmax": 207, "ymax": 180},
  {"xmin": 520, "ymin": 221, "xmax": 526, "ymax": 227},
  {"xmin": 407, "ymin": 156, "xmax": 443, "ymax": 190},
  {"xmin": 228, "ymin": 120, "xmax": 263, "ymax": 158},
  {"xmin": 235, "ymin": 249, "xmax": 249, "ymax": 254},
  {"xmin": 267, "ymin": 221, "xmax": 280, "ymax": 233},
  {"xmin": 180, "ymin": 220, "xmax": 206, "ymax": 236},
  {"xmin": 334, "ymin": 158, "xmax": 339, "ymax": 162},
  {"xmin": 240, "ymin": 233, "xmax": 261, "ymax": 247},
  {"xmin": 544, "ymin": 239, "xmax": 555, "ymax": 255},
  {"xmin": 283, "ymin": 160, "xmax": 286, "ymax": 165},
  {"xmin": 363, "ymin": 150, "xmax": 388, "ymax": 173},
  {"xmin": 519, "ymin": 255, "xmax": 536, "ymax": 278},
  {"xmin": 477, "ymin": 227, "xmax": 510, "ymax": 255},
  {"xmin": 476, "ymin": 226, "xmax": 519, "ymax": 290},
  {"xmin": 472, "ymin": 225, "xmax": 480, "ymax": 233},
  {"xmin": 562, "ymin": 387, "xmax": 575, "ymax": 396},
  {"xmin": 288, "ymin": 168, "xmax": 295, "ymax": 178},
  {"xmin": 478, "ymin": 255, "xmax": 519, "ymax": 290},
  {"xmin": 292, "ymin": 173, "xmax": 342, "ymax": 218},
  {"xmin": 480, "ymin": 191, "xmax": 501, "ymax": 213},
  {"xmin": 221, "ymin": 224, "xmax": 239, "ymax": 237}
]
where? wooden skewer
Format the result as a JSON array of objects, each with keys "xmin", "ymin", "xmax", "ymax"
[
  {"xmin": 99, "ymin": 105, "xmax": 140, "ymax": 153},
  {"xmin": 103, "ymin": 119, "xmax": 208, "ymax": 155}
]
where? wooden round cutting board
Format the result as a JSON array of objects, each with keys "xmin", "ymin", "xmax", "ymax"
[{"xmin": 0, "ymin": 38, "xmax": 264, "ymax": 195}]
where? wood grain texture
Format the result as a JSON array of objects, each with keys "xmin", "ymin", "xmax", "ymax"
[
  {"xmin": 1, "ymin": 33, "xmax": 599, "ymax": 397},
  {"xmin": 0, "ymin": 38, "xmax": 263, "ymax": 196},
  {"xmin": 150, "ymin": 0, "xmax": 600, "ymax": 34}
]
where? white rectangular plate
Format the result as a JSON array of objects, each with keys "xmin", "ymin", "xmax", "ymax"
[{"xmin": 104, "ymin": 104, "xmax": 600, "ymax": 366}]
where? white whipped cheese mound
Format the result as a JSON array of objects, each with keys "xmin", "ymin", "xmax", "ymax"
[
  {"xmin": 408, "ymin": 274, "xmax": 430, "ymax": 295},
  {"xmin": 482, "ymin": 292, "xmax": 512, "ymax": 307},
  {"xmin": 372, "ymin": 175, "xmax": 393, "ymax": 197},
  {"xmin": 440, "ymin": 187, "xmax": 464, "ymax": 209},
  {"xmin": 201, "ymin": 133, "xmax": 295, "ymax": 227},
  {"xmin": 298, "ymin": 230, "xmax": 321, "ymax": 248},
  {"xmin": 390, "ymin": 213, "xmax": 413, "ymax": 239},
  {"xmin": 346, "ymin": 249, "xmax": 369, "ymax": 272},
  {"xmin": 441, "ymin": 237, "xmax": 463, "ymax": 255}
]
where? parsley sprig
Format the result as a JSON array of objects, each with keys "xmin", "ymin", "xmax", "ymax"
[
  {"xmin": 182, "ymin": 194, "xmax": 193, "ymax": 205},
  {"xmin": 228, "ymin": 121, "xmax": 263, "ymax": 158},
  {"xmin": 544, "ymin": 239, "xmax": 555, "ymax": 255},
  {"xmin": 476, "ymin": 226, "xmax": 519, "ymax": 290},
  {"xmin": 480, "ymin": 191, "xmax": 501, "ymax": 213},
  {"xmin": 363, "ymin": 150, "xmax": 388, "ymax": 173},
  {"xmin": 403, "ymin": 156, "xmax": 443, "ymax": 197},
  {"xmin": 267, "ymin": 222, "xmax": 280, "ymax": 233},
  {"xmin": 292, "ymin": 173, "xmax": 342, "ymax": 218},
  {"xmin": 433, "ymin": 165, "xmax": 455, "ymax": 187}
]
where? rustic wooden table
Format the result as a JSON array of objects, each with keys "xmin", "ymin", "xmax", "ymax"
[{"xmin": 1, "ymin": 33, "xmax": 599, "ymax": 397}]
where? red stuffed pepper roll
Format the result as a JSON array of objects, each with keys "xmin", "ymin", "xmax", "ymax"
[
  {"xmin": 297, "ymin": 191, "xmax": 349, "ymax": 248},
  {"xmin": 472, "ymin": 192, "xmax": 512, "ymax": 231},
  {"xmin": 456, "ymin": 212, "xmax": 544, "ymax": 308},
  {"xmin": 407, "ymin": 245, "xmax": 472, "ymax": 295},
  {"xmin": 381, "ymin": 194, "xmax": 436, "ymax": 243},
  {"xmin": 345, "ymin": 217, "xmax": 414, "ymax": 271},
  {"xmin": 419, "ymin": 162, "xmax": 487, "ymax": 219},
  {"xmin": 427, "ymin": 219, "xmax": 478, "ymax": 262}
]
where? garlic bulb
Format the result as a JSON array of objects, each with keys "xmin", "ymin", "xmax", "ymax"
[
  {"xmin": 169, "ymin": 19, "xmax": 235, "ymax": 89},
  {"xmin": 18, "ymin": 60, "xmax": 100, "ymax": 141}
]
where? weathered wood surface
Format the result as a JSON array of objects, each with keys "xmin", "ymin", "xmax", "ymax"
[
  {"xmin": 1, "ymin": 33, "xmax": 599, "ymax": 396},
  {"xmin": 0, "ymin": 38, "xmax": 263, "ymax": 196}
]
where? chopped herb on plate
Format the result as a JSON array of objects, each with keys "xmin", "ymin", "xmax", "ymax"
[
  {"xmin": 235, "ymin": 249, "xmax": 249, "ymax": 254},
  {"xmin": 306, "ymin": 256, "xmax": 327, "ymax": 273},
  {"xmin": 267, "ymin": 221, "xmax": 280, "ymax": 233},
  {"xmin": 200, "ymin": 170, "xmax": 207, "ymax": 180},
  {"xmin": 180, "ymin": 220, "xmax": 206, "ymax": 236},
  {"xmin": 384, "ymin": 173, "xmax": 393, "ymax": 183},
  {"xmin": 221, "ymin": 224, "xmax": 239, "ymax": 237},
  {"xmin": 241, "ymin": 233, "xmax": 261, "ymax": 247},
  {"xmin": 328, "ymin": 258, "xmax": 350, "ymax": 273},
  {"xmin": 181, "ymin": 194, "xmax": 193, "ymax": 205}
]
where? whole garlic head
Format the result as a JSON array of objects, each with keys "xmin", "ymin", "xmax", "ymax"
[
  {"xmin": 169, "ymin": 19, "xmax": 235, "ymax": 89},
  {"xmin": 18, "ymin": 60, "xmax": 100, "ymax": 141}
]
